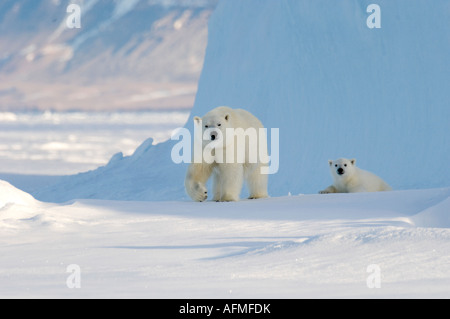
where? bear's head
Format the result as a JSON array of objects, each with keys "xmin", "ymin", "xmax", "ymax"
[
  {"xmin": 328, "ymin": 158, "xmax": 356, "ymax": 179},
  {"xmin": 193, "ymin": 106, "xmax": 232, "ymax": 146}
]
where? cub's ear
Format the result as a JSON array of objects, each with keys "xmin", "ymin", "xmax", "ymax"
[
  {"xmin": 224, "ymin": 114, "xmax": 229, "ymax": 121},
  {"xmin": 328, "ymin": 160, "xmax": 333, "ymax": 166},
  {"xmin": 350, "ymin": 159, "xmax": 356, "ymax": 166},
  {"xmin": 193, "ymin": 116, "xmax": 202, "ymax": 126}
]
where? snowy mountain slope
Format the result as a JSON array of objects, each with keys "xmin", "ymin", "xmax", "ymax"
[
  {"xmin": 0, "ymin": 0, "xmax": 217, "ymax": 110},
  {"xmin": 1, "ymin": 179, "xmax": 449, "ymax": 298},
  {"xmin": 34, "ymin": 0, "xmax": 450, "ymax": 202}
]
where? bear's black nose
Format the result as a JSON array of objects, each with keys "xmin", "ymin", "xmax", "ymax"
[
  {"xmin": 337, "ymin": 167, "xmax": 344, "ymax": 175},
  {"xmin": 211, "ymin": 134, "xmax": 216, "ymax": 140}
]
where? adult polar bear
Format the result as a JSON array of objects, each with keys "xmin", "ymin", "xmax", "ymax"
[
  {"xmin": 319, "ymin": 158, "xmax": 391, "ymax": 194},
  {"xmin": 185, "ymin": 106, "xmax": 269, "ymax": 202}
]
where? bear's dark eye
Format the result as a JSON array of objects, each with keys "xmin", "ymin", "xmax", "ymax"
[
  {"xmin": 344, "ymin": 164, "xmax": 347, "ymax": 167},
  {"xmin": 335, "ymin": 164, "xmax": 338, "ymax": 167},
  {"xmin": 217, "ymin": 123, "xmax": 221, "ymax": 126},
  {"xmin": 205, "ymin": 125, "xmax": 208, "ymax": 128}
]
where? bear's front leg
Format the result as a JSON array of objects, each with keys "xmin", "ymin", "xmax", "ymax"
[
  {"xmin": 214, "ymin": 164, "xmax": 243, "ymax": 201},
  {"xmin": 187, "ymin": 181, "xmax": 208, "ymax": 201},
  {"xmin": 319, "ymin": 185, "xmax": 338, "ymax": 194},
  {"xmin": 185, "ymin": 162, "xmax": 213, "ymax": 201}
]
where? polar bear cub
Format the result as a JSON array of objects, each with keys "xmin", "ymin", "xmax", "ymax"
[
  {"xmin": 185, "ymin": 106, "xmax": 269, "ymax": 202},
  {"xmin": 319, "ymin": 158, "xmax": 391, "ymax": 194}
]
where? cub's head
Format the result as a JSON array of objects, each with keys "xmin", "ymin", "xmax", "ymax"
[{"xmin": 328, "ymin": 158, "xmax": 356, "ymax": 178}]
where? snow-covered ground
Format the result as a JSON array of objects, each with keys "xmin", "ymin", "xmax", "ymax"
[{"xmin": 1, "ymin": 179, "xmax": 449, "ymax": 298}]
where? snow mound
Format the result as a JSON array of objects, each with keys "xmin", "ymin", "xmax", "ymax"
[
  {"xmin": 0, "ymin": 180, "xmax": 38, "ymax": 210},
  {"xmin": 412, "ymin": 196, "xmax": 450, "ymax": 228},
  {"xmin": 0, "ymin": 179, "xmax": 52, "ymax": 230}
]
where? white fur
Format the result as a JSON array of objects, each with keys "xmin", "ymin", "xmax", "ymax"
[
  {"xmin": 319, "ymin": 158, "xmax": 391, "ymax": 194},
  {"xmin": 185, "ymin": 106, "xmax": 268, "ymax": 202}
]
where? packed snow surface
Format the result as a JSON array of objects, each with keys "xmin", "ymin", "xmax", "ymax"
[{"xmin": 0, "ymin": 181, "xmax": 449, "ymax": 298}]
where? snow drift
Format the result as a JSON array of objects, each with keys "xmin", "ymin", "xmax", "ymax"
[
  {"xmin": 0, "ymin": 180, "xmax": 51, "ymax": 228},
  {"xmin": 0, "ymin": 180, "xmax": 37, "ymax": 210},
  {"xmin": 2, "ymin": 183, "xmax": 450, "ymax": 298},
  {"xmin": 34, "ymin": 0, "xmax": 450, "ymax": 202}
]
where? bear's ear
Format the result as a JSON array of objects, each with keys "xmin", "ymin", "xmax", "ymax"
[
  {"xmin": 328, "ymin": 160, "xmax": 333, "ymax": 166},
  {"xmin": 193, "ymin": 116, "xmax": 202, "ymax": 126},
  {"xmin": 224, "ymin": 114, "xmax": 229, "ymax": 121},
  {"xmin": 350, "ymin": 159, "xmax": 356, "ymax": 166}
]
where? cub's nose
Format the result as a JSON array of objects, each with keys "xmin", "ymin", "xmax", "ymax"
[{"xmin": 337, "ymin": 167, "xmax": 344, "ymax": 175}]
